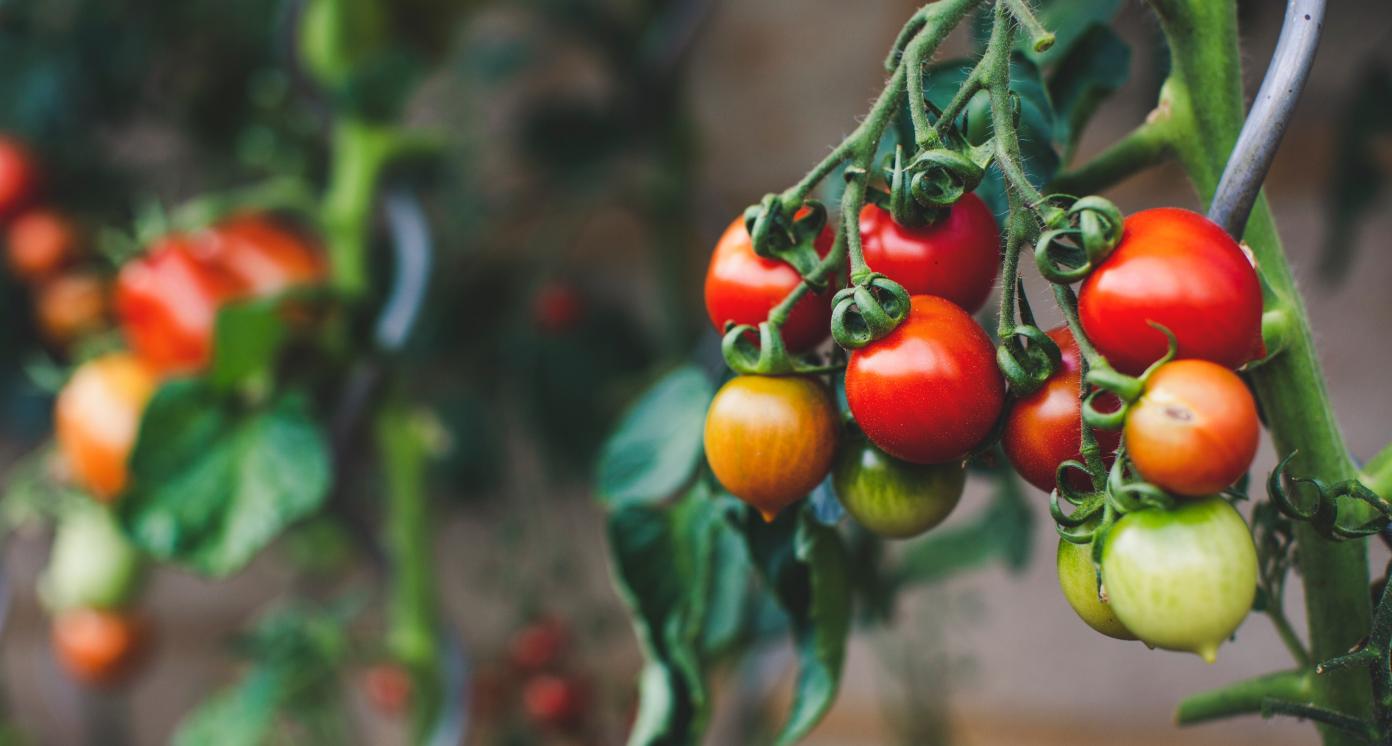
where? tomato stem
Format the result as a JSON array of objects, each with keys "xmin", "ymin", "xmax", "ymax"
[
  {"xmin": 1046, "ymin": 113, "xmax": 1174, "ymax": 197},
  {"xmin": 1175, "ymin": 669, "xmax": 1312, "ymax": 725}
]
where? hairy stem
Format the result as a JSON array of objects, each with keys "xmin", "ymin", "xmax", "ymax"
[{"xmin": 1177, "ymin": 670, "xmax": 1313, "ymax": 725}]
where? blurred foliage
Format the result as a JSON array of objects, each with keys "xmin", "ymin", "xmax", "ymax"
[{"xmin": 1321, "ymin": 61, "xmax": 1392, "ymax": 283}]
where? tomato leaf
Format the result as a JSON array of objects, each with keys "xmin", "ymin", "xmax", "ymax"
[
  {"xmin": 733, "ymin": 502, "xmax": 851, "ymax": 746},
  {"xmin": 118, "ymin": 380, "xmax": 331, "ymax": 576},
  {"xmin": 210, "ymin": 298, "xmax": 288, "ymax": 391},
  {"xmin": 1026, "ymin": 0, "xmax": 1123, "ymax": 68},
  {"xmin": 596, "ymin": 365, "xmax": 714, "ymax": 508},
  {"xmin": 1047, "ymin": 24, "xmax": 1131, "ymax": 158}
]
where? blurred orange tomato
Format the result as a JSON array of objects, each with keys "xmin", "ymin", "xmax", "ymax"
[
  {"xmin": 5, "ymin": 208, "xmax": 77, "ymax": 282},
  {"xmin": 55, "ymin": 353, "xmax": 157, "ymax": 501},
  {"xmin": 35, "ymin": 272, "xmax": 107, "ymax": 345},
  {"xmin": 51, "ymin": 608, "xmax": 147, "ymax": 686}
]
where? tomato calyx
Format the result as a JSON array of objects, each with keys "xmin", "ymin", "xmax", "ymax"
[
  {"xmin": 1265, "ymin": 451, "xmax": 1392, "ymax": 540},
  {"xmin": 1033, "ymin": 195, "xmax": 1125, "ymax": 283},
  {"xmin": 996, "ymin": 322, "xmax": 1063, "ymax": 397},
  {"xmin": 877, "ymin": 142, "xmax": 988, "ymax": 228},
  {"xmin": 829, "ymin": 273, "xmax": 911, "ymax": 350},
  {"xmin": 741, "ymin": 195, "xmax": 830, "ymax": 284}
]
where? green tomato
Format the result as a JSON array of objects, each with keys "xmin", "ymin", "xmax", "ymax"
[
  {"xmin": 1057, "ymin": 534, "xmax": 1136, "ymax": 641},
  {"xmin": 832, "ymin": 435, "xmax": 965, "ymax": 539},
  {"xmin": 1101, "ymin": 497, "xmax": 1257, "ymax": 662},
  {"xmin": 39, "ymin": 508, "xmax": 144, "ymax": 613}
]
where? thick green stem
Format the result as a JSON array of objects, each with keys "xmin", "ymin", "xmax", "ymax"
[
  {"xmin": 377, "ymin": 399, "xmax": 442, "ymax": 741},
  {"xmin": 1177, "ymin": 670, "xmax": 1313, "ymax": 725},
  {"xmin": 1149, "ymin": 1, "xmax": 1372, "ymax": 740},
  {"xmin": 1047, "ymin": 115, "xmax": 1174, "ymax": 196}
]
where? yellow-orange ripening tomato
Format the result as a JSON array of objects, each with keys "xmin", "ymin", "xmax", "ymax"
[
  {"xmin": 5, "ymin": 208, "xmax": 78, "ymax": 283},
  {"xmin": 52, "ymin": 608, "xmax": 147, "ymax": 687},
  {"xmin": 704, "ymin": 375, "xmax": 838, "ymax": 521},
  {"xmin": 35, "ymin": 272, "xmax": 108, "ymax": 345},
  {"xmin": 55, "ymin": 353, "xmax": 157, "ymax": 502},
  {"xmin": 1125, "ymin": 360, "xmax": 1260, "ymax": 497}
]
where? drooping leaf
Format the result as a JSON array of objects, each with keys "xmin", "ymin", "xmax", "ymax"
[
  {"xmin": 118, "ymin": 380, "xmax": 331, "ymax": 576},
  {"xmin": 733, "ymin": 503, "xmax": 851, "ymax": 746},
  {"xmin": 596, "ymin": 365, "xmax": 714, "ymax": 507},
  {"xmin": 1047, "ymin": 24, "xmax": 1131, "ymax": 158},
  {"xmin": 210, "ymin": 298, "xmax": 288, "ymax": 391}
]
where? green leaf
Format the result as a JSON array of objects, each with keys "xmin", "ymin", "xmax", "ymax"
[
  {"xmin": 1320, "ymin": 63, "xmax": 1392, "ymax": 282},
  {"xmin": 734, "ymin": 504, "xmax": 851, "ymax": 746},
  {"xmin": 210, "ymin": 298, "xmax": 288, "ymax": 391},
  {"xmin": 1028, "ymin": 0, "xmax": 1123, "ymax": 67},
  {"xmin": 608, "ymin": 487, "xmax": 725, "ymax": 746},
  {"xmin": 1047, "ymin": 24, "xmax": 1131, "ymax": 158},
  {"xmin": 173, "ymin": 668, "xmax": 287, "ymax": 746},
  {"xmin": 118, "ymin": 380, "xmax": 331, "ymax": 576},
  {"xmin": 596, "ymin": 366, "xmax": 714, "ymax": 508},
  {"xmin": 894, "ymin": 468, "xmax": 1033, "ymax": 587}
]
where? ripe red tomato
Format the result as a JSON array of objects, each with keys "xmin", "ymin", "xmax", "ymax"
[
  {"xmin": 1125, "ymin": 359, "xmax": 1260, "ymax": 497},
  {"xmin": 361, "ymin": 663, "xmax": 412, "ymax": 717},
  {"xmin": 1002, "ymin": 327, "xmax": 1121, "ymax": 492},
  {"xmin": 55, "ymin": 353, "xmax": 157, "ymax": 501},
  {"xmin": 704, "ymin": 213, "xmax": 833, "ymax": 352},
  {"xmin": 115, "ymin": 236, "xmax": 243, "ymax": 374},
  {"xmin": 5, "ymin": 208, "xmax": 77, "ymax": 282},
  {"xmin": 845, "ymin": 295, "xmax": 1003, "ymax": 464},
  {"xmin": 203, "ymin": 215, "xmax": 327, "ymax": 296},
  {"xmin": 1078, "ymin": 208, "xmax": 1261, "ymax": 375},
  {"xmin": 35, "ymin": 272, "xmax": 108, "ymax": 345},
  {"xmin": 704, "ymin": 375, "xmax": 839, "ymax": 521},
  {"xmin": 51, "ymin": 608, "xmax": 146, "ymax": 686},
  {"xmin": 0, "ymin": 137, "xmax": 38, "ymax": 220},
  {"xmin": 859, "ymin": 194, "xmax": 999, "ymax": 313},
  {"xmin": 509, "ymin": 616, "xmax": 569, "ymax": 672},
  {"xmin": 522, "ymin": 674, "xmax": 587, "ymax": 729},
  {"xmin": 532, "ymin": 282, "xmax": 584, "ymax": 335}
]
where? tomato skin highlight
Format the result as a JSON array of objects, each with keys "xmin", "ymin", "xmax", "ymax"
[
  {"xmin": 1125, "ymin": 359, "xmax": 1260, "ymax": 497},
  {"xmin": 704, "ymin": 215, "xmax": 833, "ymax": 352},
  {"xmin": 0, "ymin": 137, "xmax": 38, "ymax": 220},
  {"xmin": 1101, "ymin": 497, "xmax": 1258, "ymax": 662},
  {"xmin": 51, "ymin": 608, "xmax": 147, "ymax": 686},
  {"xmin": 704, "ymin": 375, "xmax": 839, "ymax": 520},
  {"xmin": 6, "ymin": 208, "xmax": 77, "ymax": 282},
  {"xmin": 845, "ymin": 295, "xmax": 1004, "ymax": 464},
  {"xmin": 1057, "ymin": 534, "xmax": 1136, "ymax": 641},
  {"xmin": 1078, "ymin": 208, "xmax": 1262, "ymax": 375},
  {"xmin": 55, "ymin": 353, "xmax": 157, "ymax": 502},
  {"xmin": 859, "ymin": 194, "xmax": 1000, "ymax": 313},
  {"xmin": 1002, "ymin": 327, "xmax": 1121, "ymax": 492},
  {"xmin": 833, "ymin": 434, "xmax": 964, "ymax": 538}
]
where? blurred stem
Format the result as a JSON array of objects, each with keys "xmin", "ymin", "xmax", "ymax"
[
  {"xmin": 1176, "ymin": 670, "xmax": 1312, "ymax": 725},
  {"xmin": 1360, "ymin": 442, "xmax": 1392, "ymax": 499},
  {"xmin": 377, "ymin": 396, "xmax": 442, "ymax": 741},
  {"xmin": 1046, "ymin": 114, "xmax": 1174, "ymax": 196}
]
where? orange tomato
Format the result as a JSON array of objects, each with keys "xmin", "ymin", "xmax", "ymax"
[
  {"xmin": 55, "ymin": 353, "xmax": 157, "ymax": 501},
  {"xmin": 1125, "ymin": 359, "xmax": 1260, "ymax": 496},
  {"xmin": 704, "ymin": 375, "xmax": 838, "ymax": 521},
  {"xmin": 203, "ymin": 215, "xmax": 327, "ymax": 296},
  {"xmin": 35, "ymin": 272, "xmax": 107, "ymax": 345},
  {"xmin": 51, "ymin": 608, "xmax": 147, "ymax": 686},
  {"xmin": 5, "ymin": 208, "xmax": 77, "ymax": 282}
]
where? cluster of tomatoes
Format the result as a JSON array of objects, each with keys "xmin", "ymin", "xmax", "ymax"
[
  {"xmin": 703, "ymin": 191, "xmax": 1266, "ymax": 662},
  {"xmin": 0, "ymin": 134, "xmax": 330, "ymax": 686},
  {"xmin": 467, "ymin": 615, "xmax": 594, "ymax": 742}
]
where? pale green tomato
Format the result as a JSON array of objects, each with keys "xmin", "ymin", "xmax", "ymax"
[
  {"xmin": 39, "ymin": 508, "xmax": 144, "ymax": 613},
  {"xmin": 1101, "ymin": 497, "xmax": 1257, "ymax": 662},
  {"xmin": 1057, "ymin": 535, "xmax": 1136, "ymax": 641}
]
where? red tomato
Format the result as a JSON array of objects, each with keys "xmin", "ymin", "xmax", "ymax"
[
  {"xmin": 361, "ymin": 663, "xmax": 412, "ymax": 717},
  {"xmin": 6, "ymin": 208, "xmax": 77, "ymax": 282},
  {"xmin": 51, "ymin": 608, "xmax": 146, "ymax": 686},
  {"xmin": 509, "ymin": 616, "xmax": 569, "ymax": 672},
  {"xmin": 0, "ymin": 137, "xmax": 38, "ymax": 220},
  {"xmin": 1002, "ymin": 327, "xmax": 1121, "ymax": 492},
  {"xmin": 522, "ymin": 674, "xmax": 587, "ymax": 729},
  {"xmin": 859, "ymin": 194, "xmax": 999, "ymax": 313},
  {"xmin": 1125, "ymin": 359, "xmax": 1260, "ymax": 496},
  {"xmin": 532, "ymin": 282, "xmax": 584, "ymax": 335},
  {"xmin": 203, "ymin": 215, "xmax": 327, "ymax": 296},
  {"xmin": 35, "ymin": 272, "xmax": 107, "ymax": 345},
  {"xmin": 115, "ymin": 236, "xmax": 243, "ymax": 374},
  {"xmin": 1078, "ymin": 208, "xmax": 1261, "ymax": 375},
  {"xmin": 55, "ymin": 353, "xmax": 157, "ymax": 501},
  {"xmin": 846, "ymin": 295, "xmax": 1004, "ymax": 464},
  {"xmin": 704, "ymin": 213, "xmax": 833, "ymax": 352}
]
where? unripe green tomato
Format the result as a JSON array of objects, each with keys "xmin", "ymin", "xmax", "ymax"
[
  {"xmin": 1056, "ymin": 534, "xmax": 1136, "ymax": 641},
  {"xmin": 832, "ymin": 435, "xmax": 965, "ymax": 539},
  {"xmin": 39, "ymin": 508, "xmax": 145, "ymax": 613},
  {"xmin": 1101, "ymin": 497, "xmax": 1257, "ymax": 662}
]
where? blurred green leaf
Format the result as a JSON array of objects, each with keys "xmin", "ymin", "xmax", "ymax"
[
  {"xmin": 596, "ymin": 365, "xmax": 713, "ymax": 508},
  {"xmin": 1047, "ymin": 24, "xmax": 1131, "ymax": 158},
  {"xmin": 210, "ymin": 299, "xmax": 288, "ymax": 391},
  {"xmin": 1028, "ymin": 0, "xmax": 1123, "ymax": 67},
  {"xmin": 118, "ymin": 381, "xmax": 331, "ymax": 576},
  {"xmin": 1321, "ymin": 63, "xmax": 1392, "ymax": 282}
]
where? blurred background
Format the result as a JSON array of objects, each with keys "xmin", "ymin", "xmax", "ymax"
[{"xmin": 1, "ymin": 0, "xmax": 1390, "ymax": 744}]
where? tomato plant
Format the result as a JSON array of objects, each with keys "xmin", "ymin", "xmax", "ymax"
[
  {"xmin": 704, "ymin": 214, "xmax": 833, "ymax": 352},
  {"xmin": 832, "ymin": 433, "xmax": 965, "ymax": 538},
  {"xmin": 846, "ymin": 295, "xmax": 1003, "ymax": 464},
  {"xmin": 704, "ymin": 375, "xmax": 838, "ymax": 520},
  {"xmin": 858, "ymin": 194, "xmax": 999, "ymax": 313}
]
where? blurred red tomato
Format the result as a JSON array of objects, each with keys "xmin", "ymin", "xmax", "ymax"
[
  {"xmin": 115, "ymin": 236, "xmax": 243, "ymax": 374},
  {"xmin": 509, "ymin": 616, "xmax": 570, "ymax": 672},
  {"xmin": 35, "ymin": 272, "xmax": 107, "ymax": 345},
  {"xmin": 361, "ymin": 663, "xmax": 412, "ymax": 717},
  {"xmin": 51, "ymin": 608, "xmax": 147, "ymax": 686},
  {"xmin": 203, "ymin": 215, "xmax": 327, "ymax": 296},
  {"xmin": 0, "ymin": 137, "xmax": 38, "ymax": 220},
  {"xmin": 6, "ymin": 208, "xmax": 77, "ymax": 282},
  {"xmin": 523, "ymin": 673, "xmax": 587, "ymax": 729},
  {"xmin": 533, "ymin": 282, "xmax": 585, "ymax": 334}
]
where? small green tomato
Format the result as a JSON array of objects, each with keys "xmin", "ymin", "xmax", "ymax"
[
  {"xmin": 832, "ymin": 435, "xmax": 965, "ymax": 539},
  {"xmin": 1057, "ymin": 534, "xmax": 1136, "ymax": 641}
]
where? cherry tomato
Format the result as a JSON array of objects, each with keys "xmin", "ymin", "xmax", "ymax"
[
  {"xmin": 509, "ymin": 616, "xmax": 569, "ymax": 672},
  {"xmin": 1126, "ymin": 359, "xmax": 1259, "ymax": 497},
  {"xmin": 704, "ymin": 213, "xmax": 833, "ymax": 352},
  {"xmin": 0, "ymin": 137, "xmax": 38, "ymax": 220},
  {"xmin": 845, "ymin": 295, "xmax": 1003, "ymax": 464},
  {"xmin": 704, "ymin": 375, "xmax": 838, "ymax": 521},
  {"xmin": 532, "ymin": 282, "xmax": 585, "ymax": 335},
  {"xmin": 1078, "ymin": 208, "xmax": 1261, "ymax": 375},
  {"xmin": 1056, "ymin": 533, "xmax": 1135, "ymax": 641},
  {"xmin": 203, "ymin": 215, "xmax": 327, "ymax": 296},
  {"xmin": 51, "ymin": 608, "xmax": 147, "ymax": 686},
  {"xmin": 35, "ymin": 272, "xmax": 107, "ymax": 345},
  {"xmin": 858, "ymin": 194, "xmax": 999, "ymax": 313},
  {"xmin": 522, "ymin": 673, "xmax": 587, "ymax": 729},
  {"xmin": 55, "ymin": 353, "xmax": 157, "ymax": 501},
  {"xmin": 832, "ymin": 434, "xmax": 964, "ymax": 538},
  {"xmin": 5, "ymin": 208, "xmax": 77, "ymax": 282},
  {"xmin": 38, "ymin": 508, "xmax": 144, "ymax": 613},
  {"xmin": 1002, "ymin": 327, "xmax": 1121, "ymax": 492},
  {"xmin": 115, "ymin": 236, "xmax": 243, "ymax": 374},
  {"xmin": 1101, "ymin": 497, "xmax": 1258, "ymax": 662},
  {"xmin": 361, "ymin": 663, "xmax": 412, "ymax": 717}
]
